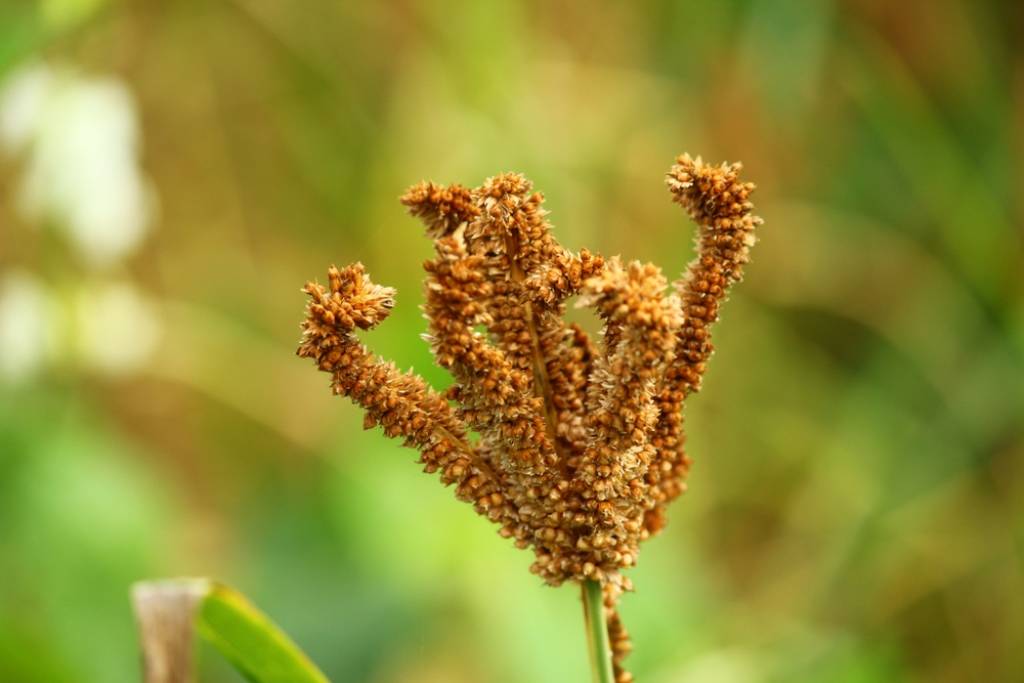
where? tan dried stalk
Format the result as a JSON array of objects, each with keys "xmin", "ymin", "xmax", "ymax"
[{"xmin": 297, "ymin": 154, "xmax": 761, "ymax": 682}]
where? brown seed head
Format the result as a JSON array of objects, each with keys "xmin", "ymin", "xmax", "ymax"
[{"xmin": 297, "ymin": 154, "xmax": 762, "ymax": 682}]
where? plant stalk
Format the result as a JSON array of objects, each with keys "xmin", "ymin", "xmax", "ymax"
[{"xmin": 581, "ymin": 579, "xmax": 614, "ymax": 683}]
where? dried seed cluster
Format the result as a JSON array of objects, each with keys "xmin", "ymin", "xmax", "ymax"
[{"xmin": 297, "ymin": 154, "xmax": 761, "ymax": 682}]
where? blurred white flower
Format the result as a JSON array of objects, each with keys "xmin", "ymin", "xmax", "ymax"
[
  {"xmin": 75, "ymin": 282, "xmax": 162, "ymax": 375},
  {"xmin": 0, "ymin": 271, "xmax": 59, "ymax": 383},
  {"xmin": 0, "ymin": 273, "xmax": 162, "ymax": 382},
  {"xmin": 0, "ymin": 62, "xmax": 156, "ymax": 266},
  {"xmin": 0, "ymin": 63, "xmax": 54, "ymax": 152}
]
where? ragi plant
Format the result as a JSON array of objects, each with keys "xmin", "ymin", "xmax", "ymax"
[{"xmin": 295, "ymin": 154, "xmax": 761, "ymax": 683}]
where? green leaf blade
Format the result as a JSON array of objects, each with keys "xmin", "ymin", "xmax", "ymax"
[{"xmin": 196, "ymin": 583, "xmax": 329, "ymax": 683}]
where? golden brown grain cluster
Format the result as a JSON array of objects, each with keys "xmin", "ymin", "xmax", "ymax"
[{"xmin": 297, "ymin": 154, "xmax": 760, "ymax": 682}]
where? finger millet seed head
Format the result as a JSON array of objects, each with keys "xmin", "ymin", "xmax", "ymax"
[{"xmin": 297, "ymin": 154, "xmax": 761, "ymax": 683}]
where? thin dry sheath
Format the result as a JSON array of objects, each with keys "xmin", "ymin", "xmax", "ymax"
[{"xmin": 297, "ymin": 154, "xmax": 761, "ymax": 683}]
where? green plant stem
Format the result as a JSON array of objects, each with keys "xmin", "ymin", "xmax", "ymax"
[{"xmin": 581, "ymin": 579, "xmax": 614, "ymax": 683}]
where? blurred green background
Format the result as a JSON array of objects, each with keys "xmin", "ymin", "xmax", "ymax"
[{"xmin": 0, "ymin": 1, "xmax": 1020, "ymax": 682}]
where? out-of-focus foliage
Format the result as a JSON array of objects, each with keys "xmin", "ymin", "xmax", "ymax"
[{"xmin": 0, "ymin": 1, "xmax": 1020, "ymax": 682}]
